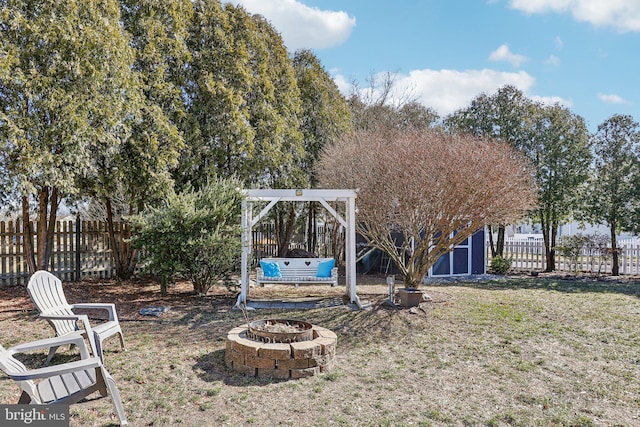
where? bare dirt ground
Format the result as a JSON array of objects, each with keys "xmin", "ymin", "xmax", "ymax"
[{"xmin": 1, "ymin": 272, "xmax": 639, "ymax": 426}]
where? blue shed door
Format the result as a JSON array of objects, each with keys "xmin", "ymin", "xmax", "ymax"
[{"xmin": 431, "ymin": 229, "xmax": 485, "ymax": 276}]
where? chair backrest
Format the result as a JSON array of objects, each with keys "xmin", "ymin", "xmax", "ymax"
[{"xmin": 27, "ymin": 271, "xmax": 77, "ymax": 336}]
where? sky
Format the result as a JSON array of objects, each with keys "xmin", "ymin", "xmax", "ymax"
[{"xmin": 226, "ymin": 0, "xmax": 640, "ymax": 132}]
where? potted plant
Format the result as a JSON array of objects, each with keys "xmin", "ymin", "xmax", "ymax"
[{"xmin": 397, "ymin": 286, "xmax": 424, "ymax": 308}]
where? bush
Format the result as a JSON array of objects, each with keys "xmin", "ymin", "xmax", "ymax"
[
  {"xmin": 490, "ymin": 255, "xmax": 512, "ymax": 275},
  {"xmin": 131, "ymin": 176, "xmax": 244, "ymax": 294},
  {"xmin": 554, "ymin": 233, "xmax": 590, "ymax": 275}
]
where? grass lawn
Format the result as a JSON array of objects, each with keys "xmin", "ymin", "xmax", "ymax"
[{"xmin": 1, "ymin": 274, "xmax": 639, "ymax": 426}]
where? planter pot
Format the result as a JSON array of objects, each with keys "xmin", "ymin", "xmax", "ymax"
[{"xmin": 397, "ymin": 288, "xmax": 424, "ymax": 308}]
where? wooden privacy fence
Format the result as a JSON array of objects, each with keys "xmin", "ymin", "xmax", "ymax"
[
  {"xmin": 0, "ymin": 219, "xmax": 130, "ymax": 286},
  {"xmin": 494, "ymin": 238, "xmax": 640, "ymax": 275},
  {"xmin": 1, "ymin": 219, "xmax": 340, "ymax": 287},
  {"xmin": 6, "ymin": 218, "xmax": 639, "ymax": 286},
  {"xmin": 251, "ymin": 222, "xmax": 342, "ymax": 261}
]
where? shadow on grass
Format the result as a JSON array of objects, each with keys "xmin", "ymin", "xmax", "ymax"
[
  {"xmin": 428, "ymin": 275, "xmax": 640, "ymax": 298},
  {"xmin": 193, "ymin": 349, "xmax": 294, "ymax": 387}
]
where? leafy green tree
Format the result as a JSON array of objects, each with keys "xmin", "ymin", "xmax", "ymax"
[
  {"xmin": 293, "ymin": 49, "xmax": 352, "ymax": 252},
  {"xmin": 130, "ymin": 176, "xmax": 243, "ymax": 295},
  {"xmin": 86, "ymin": 0, "xmax": 194, "ymax": 279},
  {"xmin": 231, "ymin": 8, "xmax": 307, "ymax": 256},
  {"xmin": 528, "ymin": 103, "xmax": 592, "ymax": 271},
  {"xmin": 444, "ymin": 85, "xmax": 533, "ymax": 257},
  {"xmin": 293, "ymin": 49, "xmax": 351, "ymax": 186},
  {"xmin": 0, "ymin": 0, "xmax": 139, "ymax": 273},
  {"xmin": 583, "ymin": 114, "xmax": 640, "ymax": 275},
  {"xmin": 176, "ymin": 0, "xmax": 254, "ymax": 190},
  {"xmin": 245, "ymin": 13, "xmax": 305, "ymax": 189},
  {"xmin": 178, "ymin": 2, "xmax": 306, "ymax": 193}
]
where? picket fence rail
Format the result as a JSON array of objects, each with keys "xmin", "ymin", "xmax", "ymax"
[
  {"xmin": 495, "ymin": 238, "xmax": 640, "ymax": 275},
  {"xmin": 3, "ymin": 219, "xmax": 638, "ymax": 287}
]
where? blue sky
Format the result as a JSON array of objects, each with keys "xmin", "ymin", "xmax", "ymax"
[{"xmin": 228, "ymin": 0, "xmax": 640, "ymax": 132}]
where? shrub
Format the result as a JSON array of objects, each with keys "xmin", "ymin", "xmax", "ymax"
[
  {"xmin": 554, "ymin": 233, "xmax": 590, "ymax": 275},
  {"xmin": 131, "ymin": 176, "xmax": 244, "ymax": 294},
  {"xmin": 490, "ymin": 256, "xmax": 512, "ymax": 275}
]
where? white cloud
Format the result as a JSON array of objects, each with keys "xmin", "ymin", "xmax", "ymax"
[
  {"xmin": 489, "ymin": 44, "xmax": 528, "ymax": 67},
  {"xmin": 554, "ymin": 36, "xmax": 564, "ymax": 49},
  {"xmin": 531, "ymin": 95, "xmax": 572, "ymax": 107},
  {"xmin": 333, "ymin": 68, "xmax": 538, "ymax": 117},
  {"xmin": 509, "ymin": 0, "xmax": 640, "ymax": 32},
  {"xmin": 598, "ymin": 93, "xmax": 629, "ymax": 104},
  {"xmin": 227, "ymin": 0, "xmax": 356, "ymax": 51},
  {"xmin": 545, "ymin": 55, "xmax": 561, "ymax": 65},
  {"xmin": 331, "ymin": 73, "xmax": 352, "ymax": 95}
]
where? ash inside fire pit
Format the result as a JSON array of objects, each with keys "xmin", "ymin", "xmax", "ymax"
[{"xmin": 248, "ymin": 319, "xmax": 313, "ymax": 343}]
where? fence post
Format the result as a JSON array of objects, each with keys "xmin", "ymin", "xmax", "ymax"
[{"xmin": 75, "ymin": 216, "xmax": 81, "ymax": 281}]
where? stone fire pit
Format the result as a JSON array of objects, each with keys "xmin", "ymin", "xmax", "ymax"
[{"xmin": 225, "ymin": 319, "xmax": 337, "ymax": 379}]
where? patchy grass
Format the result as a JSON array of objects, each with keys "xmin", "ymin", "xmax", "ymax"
[{"xmin": 1, "ymin": 274, "xmax": 639, "ymax": 426}]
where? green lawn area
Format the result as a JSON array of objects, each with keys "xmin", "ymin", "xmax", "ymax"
[{"xmin": 1, "ymin": 275, "xmax": 639, "ymax": 426}]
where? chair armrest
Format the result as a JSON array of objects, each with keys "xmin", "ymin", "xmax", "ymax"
[
  {"xmin": 8, "ymin": 357, "xmax": 102, "ymax": 381},
  {"xmin": 9, "ymin": 334, "xmax": 90, "ymax": 359},
  {"xmin": 39, "ymin": 314, "xmax": 98, "ymax": 358},
  {"xmin": 72, "ymin": 303, "xmax": 118, "ymax": 321}
]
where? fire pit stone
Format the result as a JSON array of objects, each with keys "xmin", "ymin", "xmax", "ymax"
[{"xmin": 225, "ymin": 320, "xmax": 337, "ymax": 379}]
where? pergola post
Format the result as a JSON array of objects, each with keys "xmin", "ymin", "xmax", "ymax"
[{"xmin": 235, "ymin": 189, "xmax": 363, "ymax": 309}]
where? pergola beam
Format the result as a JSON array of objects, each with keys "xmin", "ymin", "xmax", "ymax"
[{"xmin": 236, "ymin": 188, "xmax": 362, "ymax": 309}]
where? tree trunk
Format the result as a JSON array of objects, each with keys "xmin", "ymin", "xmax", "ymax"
[
  {"xmin": 610, "ymin": 223, "xmax": 619, "ymax": 276},
  {"xmin": 306, "ymin": 202, "xmax": 317, "ymax": 254},
  {"xmin": 105, "ymin": 198, "xmax": 137, "ymax": 280},
  {"xmin": 487, "ymin": 224, "xmax": 496, "ymax": 257},
  {"xmin": 105, "ymin": 197, "xmax": 136, "ymax": 280},
  {"xmin": 22, "ymin": 187, "xmax": 60, "ymax": 273},
  {"xmin": 22, "ymin": 195, "xmax": 36, "ymax": 274},
  {"xmin": 496, "ymin": 225, "xmax": 505, "ymax": 257},
  {"xmin": 44, "ymin": 187, "xmax": 59, "ymax": 270},
  {"xmin": 36, "ymin": 187, "xmax": 49, "ymax": 269},
  {"xmin": 548, "ymin": 219, "xmax": 558, "ymax": 272},
  {"xmin": 276, "ymin": 204, "xmax": 296, "ymax": 257},
  {"xmin": 540, "ymin": 210, "xmax": 554, "ymax": 272}
]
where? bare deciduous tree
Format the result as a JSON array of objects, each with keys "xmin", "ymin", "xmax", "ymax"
[{"xmin": 317, "ymin": 125, "xmax": 536, "ymax": 287}]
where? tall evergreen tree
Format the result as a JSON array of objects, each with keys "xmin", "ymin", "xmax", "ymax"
[
  {"xmin": 0, "ymin": 0, "xmax": 139, "ymax": 272},
  {"xmin": 584, "ymin": 114, "xmax": 640, "ymax": 275},
  {"xmin": 528, "ymin": 103, "xmax": 592, "ymax": 271},
  {"xmin": 243, "ymin": 12, "xmax": 305, "ymax": 188},
  {"xmin": 81, "ymin": 0, "xmax": 193, "ymax": 279},
  {"xmin": 176, "ymin": 0, "xmax": 254, "ymax": 190},
  {"xmin": 444, "ymin": 85, "xmax": 533, "ymax": 257},
  {"xmin": 293, "ymin": 49, "xmax": 352, "ymax": 252}
]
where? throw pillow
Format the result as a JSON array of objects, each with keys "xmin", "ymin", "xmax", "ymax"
[
  {"xmin": 260, "ymin": 260, "xmax": 282, "ymax": 278},
  {"xmin": 316, "ymin": 259, "xmax": 335, "ymax": 278}
]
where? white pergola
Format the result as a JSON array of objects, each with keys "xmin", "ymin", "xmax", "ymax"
[{"xmin": 236, "ymin": 188, "xmax": 364, "ymax": 309}]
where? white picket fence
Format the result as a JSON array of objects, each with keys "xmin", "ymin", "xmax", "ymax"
[{"xmin": 495, "ymin": 238, "xmax": 640, "ymax": 275}]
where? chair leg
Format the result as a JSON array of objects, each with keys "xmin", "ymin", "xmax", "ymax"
[
  {"xmin": 98, "ymin": 367, "xmax": 128, "ymax": 426},
  {"xmin": 45, "ymin": 346, "xmax": 59, "ymax": 365},
  {"xmin": 94, "ymin": 335, "xmax": 104, "ymax": 364},
  {"xmin": 118, "ymin": 331, "xmax": 126, "ymax": 352},
  {"xmin": 18, "ymin": 391, "xmax": 32, "ymax": 404}
]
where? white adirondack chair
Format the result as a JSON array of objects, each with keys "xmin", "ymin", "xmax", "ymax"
[
  {"xmin": 0, "ymin": 333, "xmax": 128, "ymax": 425},
  {"xmin": 27, "ymin": 270, "xmax": 126, "ymax": 364}
]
